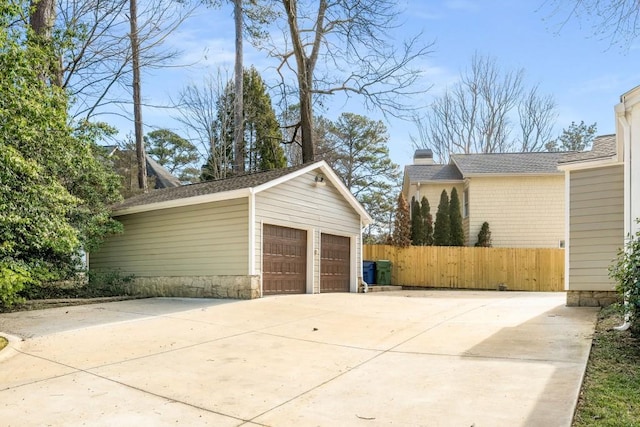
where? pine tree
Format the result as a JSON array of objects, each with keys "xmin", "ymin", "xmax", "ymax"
[
  {"xmin": 243, "ymin": 67, "xmax": 287, "ymax": 171},
  {"xmin": 392, "ymin": 192, "xmax": 411, "ymax": 248},
  {"xmin": 545, "ymin": 121, "xmax": 597, "ymax": 152},
  {"xmin": 449, "ymin": 188, "xmax": 464, "ymax": 246},
  {"xmin": 421, "ymin": 196, "xmax": 434, "ymax": 246},
  {"xmin": 410, "ymin": 197, "xmax": 424, "ymax": 245},
  {"xmin": 204, "ymin": 67, "xmax": 286, "ymax": 180},
  {"xmin": 433, "ymin": 190, "xmax": 450, "ymax": 246},
  {"xmin": 475, "ymin": 222, "xmax": 492, "ymax": 247}
]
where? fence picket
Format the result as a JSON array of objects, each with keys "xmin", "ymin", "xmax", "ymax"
[{"xmin": 363, "ymin": 245, "xmax": 564, "ymax": 292}]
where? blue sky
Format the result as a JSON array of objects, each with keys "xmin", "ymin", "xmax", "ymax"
[{"xmin": 124, "ymin": 0, "xmax": 640, "ymax": 167}]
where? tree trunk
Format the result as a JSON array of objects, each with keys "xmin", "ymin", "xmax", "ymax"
[
  {"xmin": 29, "ymin": 0, "xmax": 56, "ymax": 38},
  {"xmin": 130, "ymin": 0, "xmax": 148, "ymax": 192},
  {"xmin": 29, "ymin": 0, "xmax": 62, "ymax": 85},
  {"xmin": 282, "ymin": 0, "xmax": 316, "ymax": 164},
  {"xmin": 299, "ymin": 74, "xmax": 315, "ymax": 163},
  {"xmin": 233, "ymin": 0, "xmax": 245, "ymax": 173}
]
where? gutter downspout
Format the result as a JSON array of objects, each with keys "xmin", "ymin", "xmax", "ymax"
[
  {"xmin": 248, "ymin": 189, "xmax": 258, "ymax": 296},
  {"xmin": 615, "ymin": 108, "xmax": 632, "ymax": 331}
]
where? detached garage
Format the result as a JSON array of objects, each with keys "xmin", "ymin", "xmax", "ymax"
[{"xmin": 90, "ymin": 161, "xmax": 372, "ymax": 299}]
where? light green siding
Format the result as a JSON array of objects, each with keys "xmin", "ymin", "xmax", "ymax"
[
  {"xmin": 91, "ymin": 198, "xmax": 249, "ymax": 276},
  {"xmin": 569, "ymin": 165, "xmax": 624, "ymax": 291}
]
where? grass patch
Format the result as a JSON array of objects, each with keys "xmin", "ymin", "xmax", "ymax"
[
  {"xmin": 0, "ymin": 336, "xmax": 7, "ymax": 351},
  {"xmin": 573, "ymin": 304, "xmax": 640, "ymax": 427}
]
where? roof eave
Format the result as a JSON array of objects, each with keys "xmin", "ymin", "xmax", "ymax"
[
  {"xmin": 112, "ymin": 188, "xmax": 251, "ymax": 216},
  {"xmin": 557, "ymin": 155, "xmax": 620, "ymax": 171},
  {"xmin": 408, "ymin": 179, "xmax": 464, "ymax": 184},
  {"xmin": 462, "ymin": 172, "xmax": 565, "ymax": 178},
  {"xmin": 252, "ymin": 160, "xmax": 373, "ymax": 225},
  {"xmin": 113, "ymin": 161, "xmax": 374, "ymax": 226}
]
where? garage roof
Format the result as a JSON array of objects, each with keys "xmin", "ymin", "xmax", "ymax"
[{"xmin": 112, "ymin": 161, "xmax": 373, "ymax": 224}]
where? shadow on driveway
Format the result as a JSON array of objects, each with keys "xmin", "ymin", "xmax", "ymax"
[{"xmin": 0, "ymin": 297, "xmax": 235, "ymax": 339}]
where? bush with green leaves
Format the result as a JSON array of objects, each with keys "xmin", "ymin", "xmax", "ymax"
[
  {"xmin": 449, "ymin": 188, "xmax": 464, "ymax": 246},
  {"xmin": 475, "ymin": 222, "xmax": 492, "ymax": 247},
  {"xmin": 1, "ymin": 4, "xmax": 122, "ymax": 307},
  {"xmin": 433, "ymin": 190, "xmax": 450, "ymax": 246},
  {"xmin": 410, "ymin": 197, "xmax": 424, "ymax": 245},
  {"xmin": 609, "ymin": 222, "xmax": 640, "ymax": 326}
]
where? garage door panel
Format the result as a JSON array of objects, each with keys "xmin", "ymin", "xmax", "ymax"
[
  {"xmin": 321, "ymin": 233, "xmax": 350, "ymax": 293},
  {"xmin": 263, "ymin": 225, "xmax": 307, "ymax": 295}
]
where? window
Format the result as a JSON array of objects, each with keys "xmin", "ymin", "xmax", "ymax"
[{"xmin": 463, "ymin": 189, "xmax": 469, "ymax": 218}]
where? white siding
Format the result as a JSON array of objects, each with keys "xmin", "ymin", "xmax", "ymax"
[
  {"xmin": 568, "ymin": 165, "xmax": 624, "ymax": 291},
  {"xmin": 91, "ymin": 199, "xmax": 249, "ymax": 276},
  {"xmin": 467, "ymin": 175, "xmax": 565, "ymax": 248},
  {"xmin": 255, "ymin": 171, "xmax": 363, "ymax": 293}
]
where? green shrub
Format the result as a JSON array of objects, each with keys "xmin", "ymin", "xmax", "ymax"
[
  {"xmin": 0, "ymin": 261, "xmax": 31, "ymax": 307},
  {"xmin": 475, "ymin": 222, "xmax": 492, "ymax": 247},
  {"xmin": 609, "ymin": 220, "xmax": 640, "ymax": 330},
  {"xmin": 85, "ymin": 270, "xmax": 134, "ymax": 297}
]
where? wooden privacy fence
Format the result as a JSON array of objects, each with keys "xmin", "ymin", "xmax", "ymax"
[{"xmin": 363, "ymin": 245, "xmax": 565, "ymax": 292}]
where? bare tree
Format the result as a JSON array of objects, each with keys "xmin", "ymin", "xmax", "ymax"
[
  {"xmin": 129, "ymin": 0, "xmax": 147, "ymax": 191},
  {"xmin": 174, "ymin": 71, "xmax": 234, "ymax": 180},
  {"xmin": 56, "ymin": 0, "xmax": 194, "ymax": 120},
  {"xmin": 518, "ymin": 86, "xmax": 557, "ymax": 152},
  {"xmin": 548, "ymin": 0, "xmax": 640, "ymax": 48},
  {"xmin": 413, "ymin": 54, "xmax": 557, "ymax": 162},
  {"xmin": 264, "ymin": 0, "xmax": 433, "ymax": 163},
  {"xmin": 233, "ymin": 0, "xmax": 244, "ymax": 173}
]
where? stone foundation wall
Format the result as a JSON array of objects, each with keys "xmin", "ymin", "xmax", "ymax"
[
  {"xmin": 125, "ymin": 275, "xmax": 261, "ymax": 299},
  {"xmin": 566, "ymin": 290, "xmax": 620, "ymax": 307}
]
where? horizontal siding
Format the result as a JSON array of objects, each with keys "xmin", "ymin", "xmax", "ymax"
[
  {"xmin": 408, "ymin": 183, "xmax": 466, "ymax": 242},
  {"xmin": 467, "ymin": 176, "xmax": 565, "ymax": 248},
  {"xmin": 568, "ymin": 165, "xmax": 624, "ymax": 291},
  {"xmin": 255, "ymin": 172, "xmax": 363, "ymax": 290},
  {"xmin": 91, "ymin": 198, "xmax": 249, "ymax": 276}
]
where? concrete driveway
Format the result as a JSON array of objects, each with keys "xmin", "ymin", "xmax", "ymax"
[{"xmin": 0, "ymin": 291, "xmax": 598, "ymax": 426}]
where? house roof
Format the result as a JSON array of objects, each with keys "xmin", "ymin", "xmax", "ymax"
[
  {"xmin": 404, "ymin": 164, "xmax": 463, "ymax": 183},
  {"xmin": 114, "ymin": 163, "xmax": 309, "ymax": 211},
  {"xmin": 111, "ymin": 161, "xmax": 373, "ymax": 225},
  {"xmin": 405, "ymin": 151, "xmax": 567, "ymax": 183},
  {"xmin": 450, "ymin": 152, "xmax": 567, "ymax": 176},
  {"xmin": 145, "ymin": 156, "xmax": 181, "ymax": 188},
  {"xmin": 103, "ymin": 145, "xmax": 181, "ymax": 189},
  {"xmin": 558, "ymin": 134, "xmax": 617, "ymax": 164}
]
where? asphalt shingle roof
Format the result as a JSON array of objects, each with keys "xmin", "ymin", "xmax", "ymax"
[
  {"xmin": 404, "ymin": 164, "xmax": 463, "ymax": 182},
  {"xmin": 450, "ymin": 152, "xmax": 567, "ymax": 176},
  {"xmin": 558, "ymin": 134, "xmax": 617, "ymax": 164},
  {"xmin": 145, "ymin": 156, "xmax": 181, "ymax": 189},
  {"xmin": 113, "ymin": 163, "xmax": 311, "ymax": 211}
]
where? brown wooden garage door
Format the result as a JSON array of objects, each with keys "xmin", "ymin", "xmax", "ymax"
[
  {"xmin": 263, "ymin": 225, "xmax": 307, "ymax": 295},
  {"xmin": 320, "ymin": 233, "xmax": 350, "ymax": 293}
]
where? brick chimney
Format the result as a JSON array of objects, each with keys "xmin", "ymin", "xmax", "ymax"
[{"xmin": 413, "ymin": 149, "xmax": 435, "ymax": 165}]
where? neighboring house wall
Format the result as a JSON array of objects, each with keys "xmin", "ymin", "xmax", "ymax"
[
  {"xmin": 568, "ymin": 165, "xmax": 624, "ymax": 292},
  {"xmin": 467, "ymin": 175, "xmax": 565, "ymax": 248},
  {"xmin": 255, "ymin": 171, "xmax": 362, "ymax": 293},
  {"xmin": 406, "ymin": 182, "xmax": 464, "ymax": 214},
  {"xmin": 406, "ymin": 182, "xmax": 465, "ymax": 244}
]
